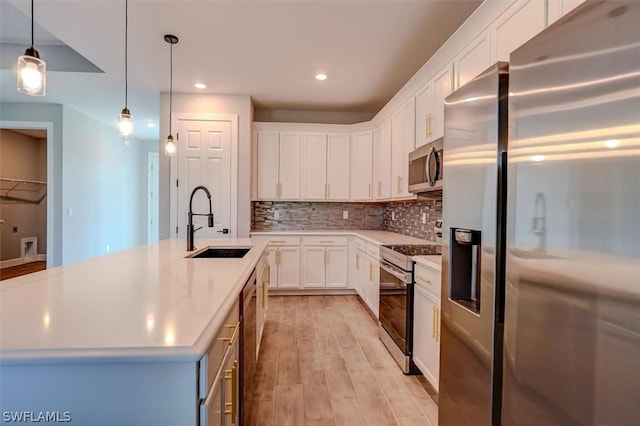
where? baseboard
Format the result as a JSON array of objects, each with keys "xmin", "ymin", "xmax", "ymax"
[
  {"xmin": 0, "ymin": 255, "xmax": 47, "ymax": 269},
  {"xmin": 268, "ymin": 288, "xmax": 358, "ymax": 296}
]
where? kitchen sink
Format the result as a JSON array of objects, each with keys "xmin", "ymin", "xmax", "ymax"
[{"xmin": 188, "ymin": 247, "xmax": 251, "ymax": 259}]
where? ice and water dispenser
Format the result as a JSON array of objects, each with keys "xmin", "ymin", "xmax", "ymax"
[{"xmin": 449, "ymin": 228, "xmax": 482, "ymax": 315}]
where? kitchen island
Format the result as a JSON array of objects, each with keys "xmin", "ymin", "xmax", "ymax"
[{"xmin": 0, "ymin": 238, "xmax": 267, "ymax": 425}]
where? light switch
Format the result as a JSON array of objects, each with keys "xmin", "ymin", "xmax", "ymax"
[
  {"xmin": 391, "ymin": 212, "xmax": 396, "ymax": 221},
  {"xmin": 421, "ymin": 212, "xmax": 427, "ymax": 224},
  {"xmin": 67, "ymin": 208, "xmax": 73, "ymax": 217},
  {"xmin": 343, "ymin": 211, "xmax": 349, "ymax": 219},
  {"xmin": 274, "ymin": 210, "xmax": 280, "ymax": 220}
]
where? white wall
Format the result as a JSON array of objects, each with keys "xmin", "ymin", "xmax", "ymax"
[
  {"xmin": 158, "ymin": 93, "xmax": 253, "ymax": 239},
  {"xmin": 61, "ymin": 106, "xmax": 146, "ymax": 264}
]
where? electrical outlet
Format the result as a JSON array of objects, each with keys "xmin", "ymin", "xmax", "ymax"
[
  {"xmin": 343, "ymin": 211, "xmax": 349, "ymax": 220},
  {"xmin": 274, "ymin": 210, "xmax": 280, "ymax": 220},
  {"xmin": 67, "ymin": 208, "xmax": 73, "ymax": 217},
  {"xmin": 391, "ymin": 211, "xmax": 396, "ymax": 221},
  {"xmin": 421, "ymin": 212, "xmax": 427, "ymax": 224},
  {"xmin": 12, "ymin": 226, "xmax": 18, "ymax": 233}
]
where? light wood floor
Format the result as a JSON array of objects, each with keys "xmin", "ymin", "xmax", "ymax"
[
  {"xmin": 247, "ymin": 295, "xmax": 439, "ymax": 426},
  {"xmin": 0, "ymin": 261, "xmax": 46, "ymax": 281}
]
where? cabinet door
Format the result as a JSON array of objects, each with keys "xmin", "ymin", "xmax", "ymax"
[
  {"xmin": 367, "ymin": 259, "xmax": 380, "ymax": 318},
  {"xmin": 277, "ymin": 247, "xmax": 301, "ymax": 289},
  {"xmin": 199, "ymin": 370, "xmax": 223, "ymax": 426},
  {"xmin": 455, "ymin": 29, "xmax": 491, "ymax": 89},
  {"xmin": 415, "ymin": 80, "xmax": 434, "ymax": 148},
  {"xmin": 351, "ymin": 131, "xmax": 374, "ymax": 200},
  {"xmin": 357, "ymin": 250, "xmax": 368, "ymax": 303},
  {"xmin": 491, "ymin": 0, "xmax": 545, "ymax": 62},
  {"xmin": 302, "ymin": 247, "xmax": 326, "ymax": 288},
  {"xmin": 326, "ymin": 247, "xmax": 348, "ymax": 288},
  {"xmin": 278, "ymin": 132, "xmax": 301, "ymax": 200},
  {"xmin": 301, "ymin": 133, "xmax": 328, "ymax": 200},
  {"xmin": 373, "ymin": 120, "xmax": 392, "ymax": 200},
  {"xmin": 547, "ymin": 0, "xmax": 585, "ymax": 25},
  {"xmin": 391, "ymin": 109, "xmax": 405, "ymax": 199},
  {"xmin": 401, "ymin": 98, "xmax": 416, "ymax": 197},
  {"xmin": 266, "ymin": 248, "xmax": 278, "ymax": 288},
  {"xmin": 256, "ymin": 131, "xmax": 279, "ymax": 199},
  {"xmin": 413, "ymin": 284, "xmax": 440, "ymax": 391},
  {"xmin": 432, "ymin": 64, "xmax": 453, "ymax": 140},
  {"xmin": 223, "ymin": 340, "xmax": 240, "ymax": 426},
  {"xmin": 326, "ymin": 134, "xmax": 350, "ymax": 200}
]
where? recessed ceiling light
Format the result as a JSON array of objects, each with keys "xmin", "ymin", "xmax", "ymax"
[
  {"xmin": 145, "ymin": 121, "xmax": 156, "ymax": 128},
  {"xmin": 194, "ymin": 83, "xmax": 206, "ymax": 89},
  {"xmin": 604, "ymin": 139, "xmax": 619, "ymax": 148},
  {"xmin": 315, "ymin": 73, "xmax": 327, "ymax": 81}
]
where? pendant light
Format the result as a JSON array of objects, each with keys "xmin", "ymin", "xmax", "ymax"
[
  {"xmin": 117, "ymin": 0, "xmax": 134, "ymax": 138},
  {"xmin": 17, "ymin": 0, "xmax": 46, "ymax": 96},
  {"xmin": 164, "ymin": 34, "xmax": 179, "ymax": 156}
]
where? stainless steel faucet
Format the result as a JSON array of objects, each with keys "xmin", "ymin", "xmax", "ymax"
[{"xmin": 187, "ymin": 186, "xmax": 214, "ymax": 251}]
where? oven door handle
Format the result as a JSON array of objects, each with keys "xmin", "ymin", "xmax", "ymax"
[{"xmin": 380, "ymin": 261, "xmax": 410, "ymax": 282}]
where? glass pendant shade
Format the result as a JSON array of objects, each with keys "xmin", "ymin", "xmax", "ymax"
[
  {"xmin": 165, "ymin": 135, "xmax": 176, "ymax": 156},
  {"xmin": 17, "ymin": 48, "xmax": 46, "ymax": 96},
  {"xmin": 117, "ymin": 108, "xmax": 134, "ymax": 137}
]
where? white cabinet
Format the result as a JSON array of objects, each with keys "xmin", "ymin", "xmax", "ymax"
[
  {"xmin": 454, "ymin": 29, "xmax": 491, "ymax": 89},
  {"xmin": 415, "ymin": 64, "xmax": 453, "ymax": 147},
  {"xmin": 256, "ymin": 254, "xmax": 269, "ymax": 357},
  {"xmin": 301, "ymin": 237, "xmax": 348, "ymax": 289},
  {"xmin": 255, "ymin": 130, "xmax": 301, "ymax": 200},
  {"xmin": 547, "ymin": 0, "xmax": 586, "ymax": 25},
  {"xmin": 491, "ymin": 0, "xmax": 546, "ymax": 62},
  {"xmin": 413, "ymin": 281, "xmax": 440, "ymax": 391},
  {"xmin": 390, "ymin": 100, "xmax": 416, "ymax": 199},
  {"xmin": 373, "ymin": 120, "xmax": 392, "ymax": 200},
  {"xmin": 351, "ymin": 131, "xmax": 374, "ymax": 201},
  {"xmin": 365, "ymin": 257, "xmax": 380, "ymax": 318},
  {"xmin": 264, "ymin": 242, "xmax": 301, "ymax": 289},
  {"xmin": 301, "ymin": 132, "xmax": 350, "ymax": 201}
]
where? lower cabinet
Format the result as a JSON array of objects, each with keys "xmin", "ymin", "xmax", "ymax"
[
  {"xmin": 355, "ymin": 247, "xmax": 380, "ymax": 318},
  {"xmin": 302, "ymin": 245, "xmax": 348, "ymax": 288},
  {"xmin": 413, "ymin": 282, "xmax": 440, "ymax": 391},
  {"xmin": 266, "ymin": 245, "xmax": 301, "ymax": 289},
  {"xmin": 256, "ymin": 253, "xmax": 269, "ymax": 356}
]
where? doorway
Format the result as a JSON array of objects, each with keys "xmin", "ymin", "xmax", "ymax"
[{"xmin": 0, "ymin": 127, "xmax": 49, "ymax": 280}]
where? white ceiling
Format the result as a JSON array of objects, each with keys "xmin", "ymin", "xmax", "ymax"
[{"xmin": 0, "ymin": 0, "xmax": 481, "ymax": 140}]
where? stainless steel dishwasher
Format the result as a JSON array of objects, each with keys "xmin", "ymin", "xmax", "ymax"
[{"xmin": 240, "ymin": 269, "xmax": 257, "ymax": 425}]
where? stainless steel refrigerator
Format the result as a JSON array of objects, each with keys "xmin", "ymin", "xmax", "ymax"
[{"xmin": 440, "ymin": 2, "xmax": 640, "ymax": 425}]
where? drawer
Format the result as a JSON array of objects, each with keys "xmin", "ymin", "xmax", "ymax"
[
  {"xmin": 199, "ymin": 301, "xmax": 240, "ymax": 399},
  {"xmin": 414, "ymin": 263, "xmax": 441, "ymax": 298},
  {"xmin": 265, "ymin": 236, "xmax": 301, "ymax": 246},
  {"xmin": 302, "ymin": 236, "xmax": 348, "ymax": 246},
  {"xmin": 354, "ymin": 238, "xmax": 366, "ymax": 252},
  {"xmin": 365, "ymin": 242, "xmax": 380, "ymax": 259}
]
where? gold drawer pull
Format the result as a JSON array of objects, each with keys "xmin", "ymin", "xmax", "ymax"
[{"xmin": 416, "ymin": 275, "xmax": 432, "ymax": 284}]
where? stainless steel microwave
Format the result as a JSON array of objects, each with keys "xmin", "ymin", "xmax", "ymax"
[{"xmin": 408, "ymin": 137, "xmax": 443, "ymax": 194}]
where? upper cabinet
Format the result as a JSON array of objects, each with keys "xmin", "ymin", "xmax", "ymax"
[
  {"xmin": 391, "ymin": 98, "xmax": 416, "ymax": 199},
  {"xmin": 255, "ymin": 130, "xmax": 301, "ymax": 200},
  {"xmin": 416, "ymin": 63, "xmax": 453, "ymax": 148},
  {"xmin": 301, "ymin": 132, "xmax": 350, "ymax": 200},
  {"xmin": 373, "ymin": 120, "xmax": 392, "ymax": 200},
  {"xmin": 454, "ymin": 29, "xmax": 491, "ymax": 90},
  {"xmin": 351, "ymin": 131, "xmax": 374, "ymax": 201},
  {"xmin": 547, "ymin": 0, "xmax": 586, "ymax": 26},
  {"xmin": 490, "ymin": 0, "xmax": 546, "ymax": 62}
]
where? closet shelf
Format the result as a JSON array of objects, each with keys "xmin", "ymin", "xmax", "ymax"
[{"xmin": 0, "ymin": 178, "xmax": 47, "ymax": 204}]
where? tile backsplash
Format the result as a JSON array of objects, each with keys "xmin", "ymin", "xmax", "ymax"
[
  {"xmin": 383, "ymin": 199, "xmax": 442, "ymax": 242},
  {"xmin": 252, "ymin": 199, "xmax": 442, "ymax": 242},
  {"xmin": 252, "ymin": 201, "xmax": 385, "ymax": 230}
]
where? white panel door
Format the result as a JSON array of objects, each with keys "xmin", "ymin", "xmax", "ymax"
[
  {"xmin": 326, "ymin": 247, "xmax": 348, "ymax": 288},
  {"xmin": 350, "ymin": 131, "xmax": 373, "ymax": 200},
  {"xmin": 413, "ymin": 284, "xmax": 440, "ymax": 391},
  {"xmin": 415, "ymin": 80, "xmax": 433, "ymax": 147},
  {"xmin": 256, "ymin": 131, "xmax": 279, "ymax": 199},
  {"xmin": 278, "ymin": 132, "xmax": 301, "ymax": 200},
  {"xmin": 390, "ymin": 109, "xmax": 404, "ymax": 198},
  {"xmin": 432, "ymin": 64, "xmax": 453, "ymax": 141},
  {"xmin": 401, "ymin": 98, "xmax": 416, "ymax": 198},
  {"xmin": 177, "ymin": 119, "xmax": 231, "ymax": 238},
  {"xmin": 302, "ymin": 247, "xmax": 326, "ymax": 288},
  {"xmin": 455, "ymin": 29, "xmax": 491, "ymax": 89},
  {"xmin": 373, "ymin": 120, "xmax": 392, "ymax": 200},
  {"xmin": 326, "ymin": 134, "xmax": 350, "ymax": 200},
  {"xmin": 277, "ymin": 246, "xmax": 301, "ymax": 289},
  {"xmin": 301, "ymin": 133, "xmax": 328, "ymax": 200},
  {"xmin": 491, "ymin": 0, "xmax": 545, "ymax": 62}
]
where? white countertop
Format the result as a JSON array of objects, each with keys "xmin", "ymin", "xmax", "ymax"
[
  {"xmin": 251, "ymin": 229, "xmax": 433, "ymax": 246},
  {"xmin": 0, "ymin": 238, "xmax": 267, "ymax": 364},
  {"xmin": 413, "ymin": 255, "xmax": 442, "ymax": 271}
]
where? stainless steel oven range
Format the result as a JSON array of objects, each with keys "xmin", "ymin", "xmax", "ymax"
[{"xmin": 379, "ymin": 244, "xmax": 441, "ymax": 374}]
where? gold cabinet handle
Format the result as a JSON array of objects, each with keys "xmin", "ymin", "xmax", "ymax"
[
  {"xmin": 378, "ymin": 181, "xmax": 382, "ymax": 196},
  {"xmin": 356, "ymin": 253, "xmax": 360, "ymax": 269},
  {"xmin": 428, "ymin": 114, "xmax": 433, "ymax": 138},
  {"xmin": 224, "ymin": 369, "xmax": 233, "ymax": 416},
  {"xmin": 369, "ymin": 262, "xmax": 373, "ymax": 281},
  {"xmin": 425, "ymin": 115, "xmax": 429, "ymax": 139},
  {"xmin": 262, "ymin": 275, "xmax": 267, "ymax": 307},
  {"xmin": 397, "ymin": 175, "xmax": 401, "ymax": 194},
  {"xmin": 416, "ymin": 275, "xmax": 432, "ymax": 285},
  {"xmin": 326, "ymin": 183, "xmax": 330, "ymax": 198},
  {"xmin": 368, "ymin": 183, "xmax": 372, "ymax": 198},
  {"xmin": 232, "ymin": 360, "xmax": 238, "ymax": 421},
  {"xmin": 324, "ymin": 183, "xmax": 328, "ymax": 198},
  {"xmin": 436, "ymin": 306, "xmax": 441, "ymax": 342},
  {"xmin": 432, "ymin": 306, "xmax": 437, "ymax": 339},
  {"xmin": 276, "ymin": 249, "xmax": 280, "ymax": 265}
]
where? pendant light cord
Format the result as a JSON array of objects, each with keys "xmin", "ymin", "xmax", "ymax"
[
  {"xmin": 169, "ymin": 41, "xmax": 173, "ymax": 135},
  {"xmin": 124, "ymin": 0, "xmax": 128, "ymax": 109},
  {"xmin": 31, "ymin": 0, "xmax": 34, "ymax": 48}
]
